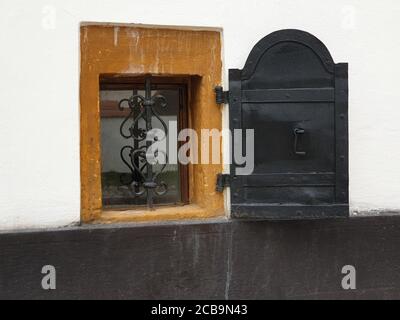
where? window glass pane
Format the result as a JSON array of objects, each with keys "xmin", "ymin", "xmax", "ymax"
[{"xmin": 100, "ymin": 87, "xmax": 181, "ymax": 207}]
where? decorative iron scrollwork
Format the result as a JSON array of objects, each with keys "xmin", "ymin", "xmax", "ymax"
[{"xmin": 119, "ymin": 77, "xmax": 169, "ymax": 209}]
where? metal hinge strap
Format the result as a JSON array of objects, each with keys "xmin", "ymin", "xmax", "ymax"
[
  {"xmin": 215, "ymin": 86, "xmax": 229, "ymax": 104},
  {"xmin": 216, "ymin": 174, "xmax": 231, "ymax": 192}
]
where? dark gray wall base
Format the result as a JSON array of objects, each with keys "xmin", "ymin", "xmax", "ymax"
[{"xmin": 1, "ymin": 216, "xmax": 400, "ymax": 300}]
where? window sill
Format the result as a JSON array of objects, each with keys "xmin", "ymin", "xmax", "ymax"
[{"xmin": 94, "ymin": 204, "xmax": 224, "ymax": 224}]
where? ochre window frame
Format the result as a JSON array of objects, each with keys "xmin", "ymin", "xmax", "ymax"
[{"xmin": 80, "ymin": 24, "xmax": 224, "ymax": 223}]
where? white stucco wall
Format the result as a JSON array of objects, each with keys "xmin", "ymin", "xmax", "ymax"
[{"xmin": 1, "ymin": 0, "xmax": 400, "ymax": 230}]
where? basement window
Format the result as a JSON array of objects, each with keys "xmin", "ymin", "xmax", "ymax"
[
  {"xmin": 100, "ymin": 75, "xmax": 189, "ymax": 209},
  {"xmin": 80, "ymin": 24, "xmax": 224, "ymax": 223}
]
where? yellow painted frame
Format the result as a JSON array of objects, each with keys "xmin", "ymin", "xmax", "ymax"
[{"xmin": 80, "ymin": 24, "xmax": 224, "ymax": 223}]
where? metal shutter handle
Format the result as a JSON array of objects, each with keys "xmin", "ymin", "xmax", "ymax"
[{"xmin": 293, "ymin": 128, "xmax": 306, "ymax": 156}]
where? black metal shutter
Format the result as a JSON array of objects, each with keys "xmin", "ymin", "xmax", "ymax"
[{"xmin": 228, "ymin": 29, "xmax": 349, "ymax": 220}]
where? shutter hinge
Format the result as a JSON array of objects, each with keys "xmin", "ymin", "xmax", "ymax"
[
  {"xmin": 216, "ymin": 174, "xmax": 231, "ymax": 192},
  {"xmin": 215, "ymin": 86, "xmax": 229, "ymax": 105}
]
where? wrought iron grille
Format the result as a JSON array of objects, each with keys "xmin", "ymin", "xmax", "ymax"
[{"xmin": 119, "ymin": 77, "xmax": 169, "ymax": 209}]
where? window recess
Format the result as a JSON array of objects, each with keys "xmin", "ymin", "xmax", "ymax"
[{"xmin": 80, "ymin": 25, "xmax": 224, "ymax": 223}]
